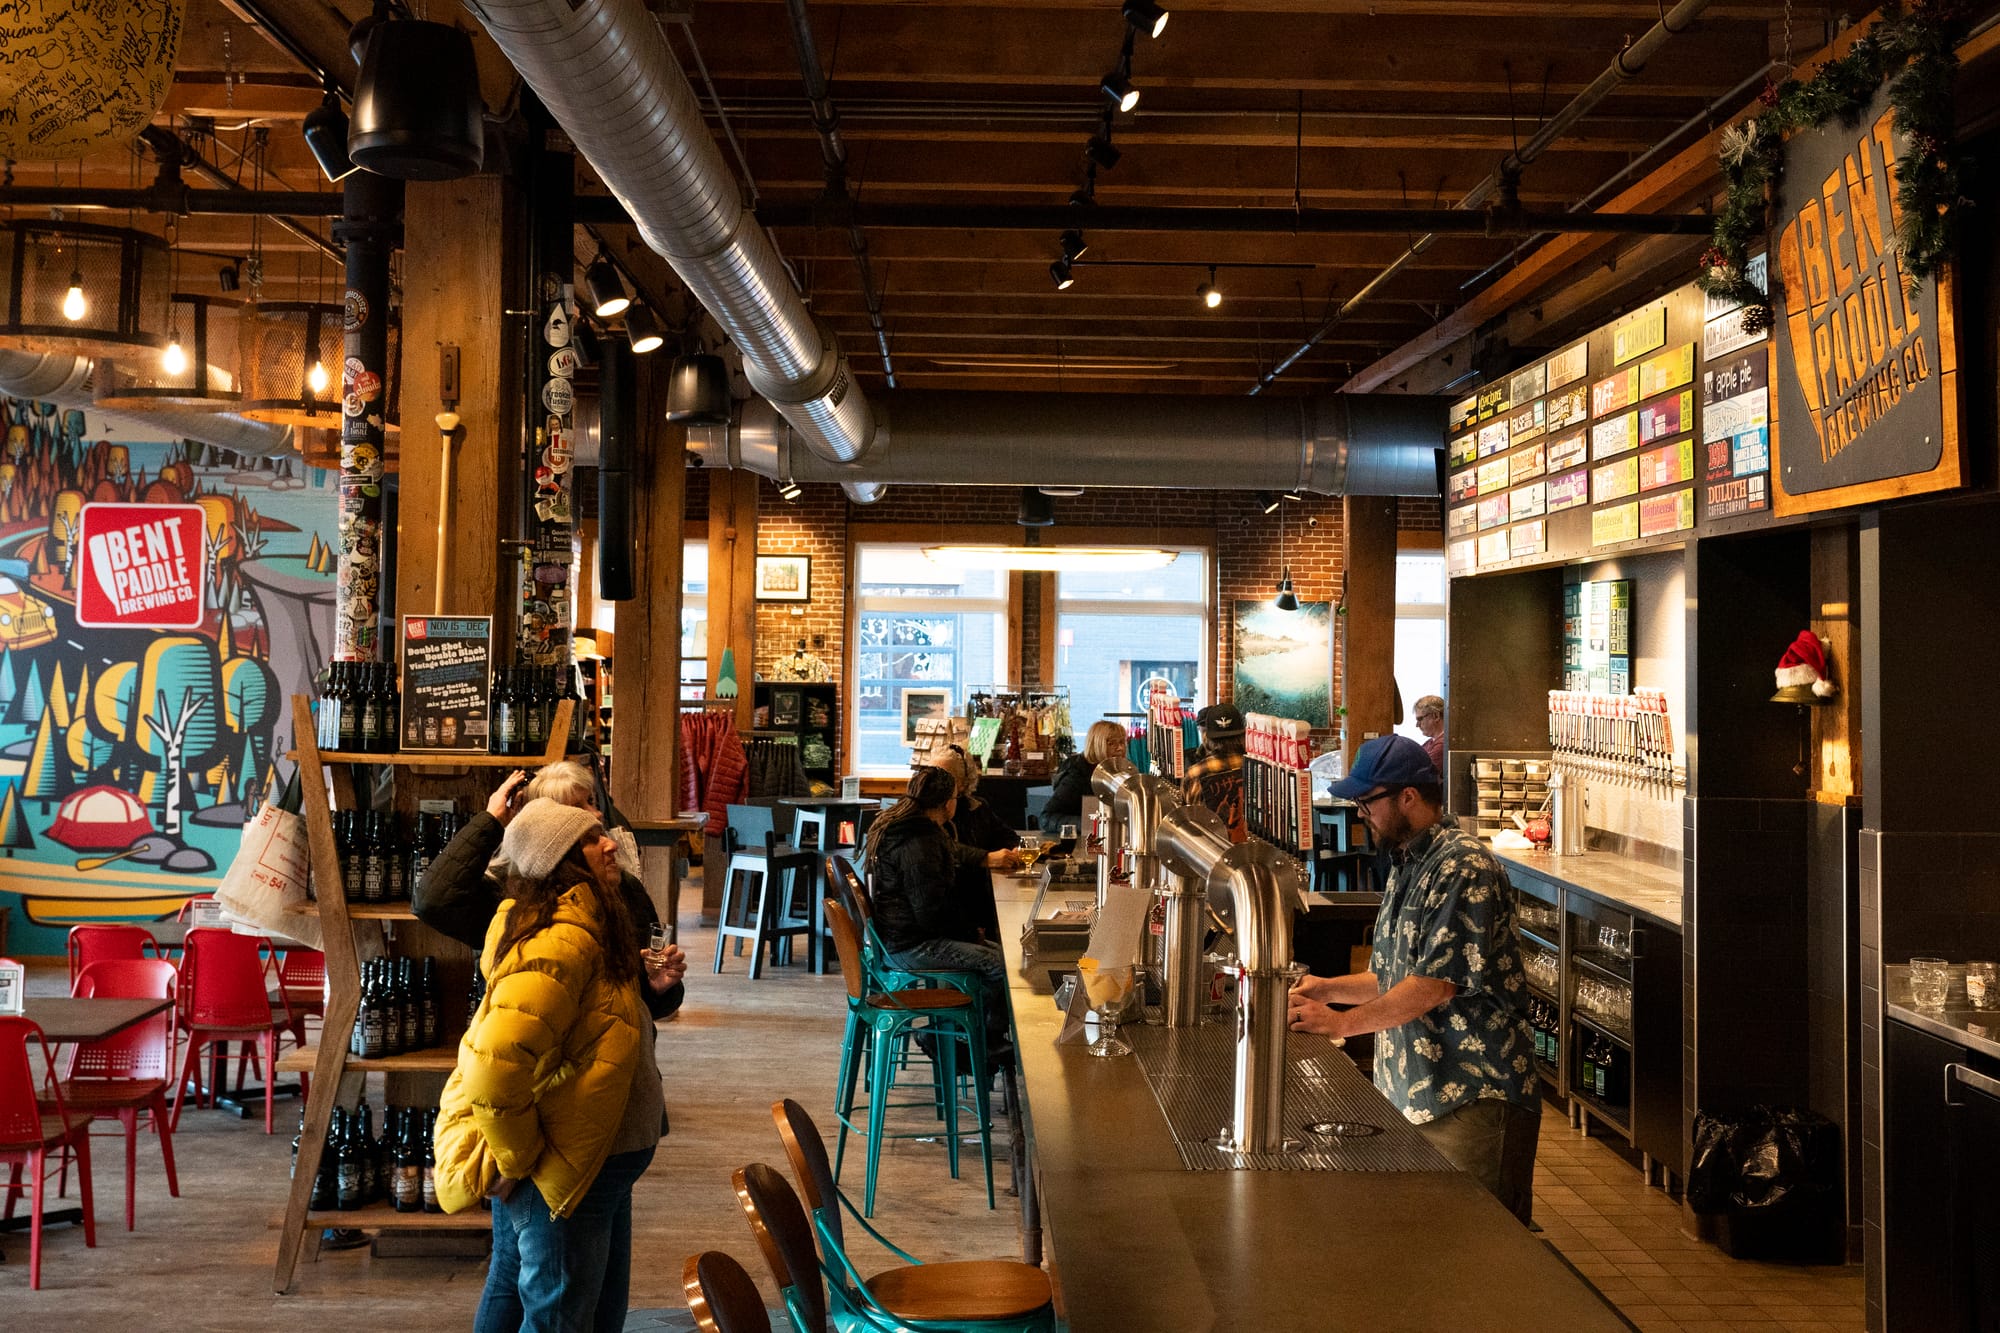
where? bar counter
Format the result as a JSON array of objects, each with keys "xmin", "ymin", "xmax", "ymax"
[
  {"xmin": 1885, "ymin": 962, "xmax": 2000, "ymax": 1062},
  {"xmin": 1496, "ymin": 846, "xmax": 1683, "ymax": 930},
  {"xmin": 994, "ymin": 873, "xmax": 1628, "ymax": 1332}
]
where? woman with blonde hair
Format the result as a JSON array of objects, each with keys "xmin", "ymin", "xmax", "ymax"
[{"xmin": 1038, "ymin": 718, "xmax": 1127, "ymax": 835}]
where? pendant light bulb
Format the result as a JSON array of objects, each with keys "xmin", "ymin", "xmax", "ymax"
[
  {"xmin": 585, "ymin": 254, "xmax": 631, "ymax": 319},
  {"xmin": 1100, "ymin": 70, "xmax": 1140, "ymax": 113},
  {"xmin": 1199, "ymin": 265, "xmax": 1222, "ymax": 309},
  {"xmin": 62, "ymin": 271, "xmax": 86, "ymax": 321},
  {"xmin": 307, "ymin": 360, "xmax": 331, "ymax": 395},
  {"xmin": 162, "ymin": 334, "xmax": 188, "ymax": 376}
]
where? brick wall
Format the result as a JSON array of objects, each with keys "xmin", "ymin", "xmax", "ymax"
[
  {"xmin": 1213, "ymin": 492, "xmax": 1346, "ymax": 746},
  {"xmin": 752, "ymin": 479, "xmax": 846, "ymax": 679},
  {"xmin": 1398, "ymin": 495, "xmax": 1442, "ymax": 532}
]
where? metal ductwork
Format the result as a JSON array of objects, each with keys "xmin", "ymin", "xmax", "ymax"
[
  {"xmin": 465, "ymin": 0, "xmax": 875, "ymax": 469},
  {"xmin": 692, "ymin": 390, "xmax": 1444, "ymax": 496},
  {"xmin": 0, "ymin": 351, "xmax": 296, "ymax": 458}
]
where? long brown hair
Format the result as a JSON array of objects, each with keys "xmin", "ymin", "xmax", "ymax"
[
  {"xmin": 494, "ymin": 844, "xmax": 641, "ymax": 985},
  {"xmin": 863, "ymin": 765, "xmax": 957, "ymax": 869}
]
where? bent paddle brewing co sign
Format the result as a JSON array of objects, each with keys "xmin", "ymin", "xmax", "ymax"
[
  {"xmin": 1771, "ymin": 82, "xmax": 1961, "ymax": 516},
  {"xmin": 75, "ymin": 502, "xmax": 207, "ymax": 629}
]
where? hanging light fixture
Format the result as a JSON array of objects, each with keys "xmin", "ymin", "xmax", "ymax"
[
  {"xmin": 1123, "ymin": 0, "xmax": 1170, "ymax": 39},
  {"xmin": 1197, "ymin": 265, "xmax": 1222, "ymax": 309},
  {"xmin": 302, "ymin": 84, "xmax": 358, "ymax": 183},
  {"xmin": 664, "ymin": 352, "xmax": 730, "ymax": 424},
  {"xmin": 1049, "ymin": 257, "xmax": 1076, "ymax": 291},
  {"xmin": 1060, "ymin": 229, "xmax": 1089, "ymax": 262},
  {"xmin": 238, "ymin": 300, "xmax": 344, "ymax": 426},
  {"xmin": 1273, "ymin": 497, "xmax": 1299, "ymax": 610},
  {"xmin": 585, "ymin": 253, "xmax": 630, "ymax": 319},
  {"xmin": 1100, "ymin": 68, "xmax": 1140, "ymax": 113},
  {"xmin": 1085, "ymin": 136, "xmax": 1121, "ymax": 170},
  {"xmin": 348, "ymin": 18, "xmax": 485, "ymax": 180},
  {"xmin": 0, "ymin": 220, "xmax": 172, "ymax": 358},
  {"xmin": 778, "ymin": 478, "xmax": 804, "ymax": 501},
  {"xmin": 161, "ymin": 332, "xmax": 187, "ymax": 375},
  {"xmin": 97, "ymin": 294, "xmax": 245, "ymax": 410},
  {"xmin": 624, "ymin": 305, "xmax": 665, "ymax": 354},
  {"xmin": 62, "ymin": 271, "xmax": 86, "ymax": 321}
]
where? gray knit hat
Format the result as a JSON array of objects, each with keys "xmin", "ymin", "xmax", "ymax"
[{"xmin": 500, "ymin": 798, "xmax": 602, "ymax": 882}]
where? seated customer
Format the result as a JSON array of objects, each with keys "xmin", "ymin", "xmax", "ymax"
[
  {"xmin": 1039, "ymin": 719, "xmax": 1128, "ymax": 835},
  {"xmin": 866, "ymin": 766, "xmax": 1017, "ymax": 1055},
  {"xmin": 1183, "ymin": 703, "xmax": 1248, "ymax": 842},
  {"xmin": 934, "ymin": 744, "xmax": 1021, "ymax": 854}
]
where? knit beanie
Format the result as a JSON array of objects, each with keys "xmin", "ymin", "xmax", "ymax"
[{"xmin": 500, "ymin": 798, "xmax": 601, "ymax": 882}]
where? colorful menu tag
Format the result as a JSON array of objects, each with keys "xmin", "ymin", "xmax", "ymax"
[
  {"xmin": 1477, "ymin": 494, "xmax": 1511, "ymax": 530},
  {"xmin": 1639, "ymin": 490, "xmax": 1696, "ymax": 537},
  {"xmin": 1508, "ymin": 399, "xmax": 1546, "ymax": 444},
  {"xmin": 1612, "ymin": 304, "xmax": 1667, "ymax": 364},
  {"xmin": 1547, "ymin": 384, "xmax": 1589, "ymax": 430},
  {"xmin": 1510, "ymin": 520, "xmax": 1547, "ymax": 559},
  {"xmin": 1450, "ymin": 432, "xmax": 1479, "ymax": 467},
  {"xmin": 1705, "ymin": 471, "xmax": 1770, "ymax": 518},
  {"xmin": 1476, "ymin": 383, "xmax": 1510, "ymax": 421},
  {"xmin": 1637, "ymin": 390, "xmax": 1694, "ymax": 445},
  {"xmin": 1447, "ymin": 504, "xmax": 1478, "ymax": 537},
  {"xmin": 1450, "ymin": 469, "xmax": 1479, "ymax": 502},
  {"xmin": 1509, "ymin": 363, "xmax": 1548, "ymax": 406},
  {"xmin": 1477, "ymin": 457, "xmax": 1511, "ymax": 494},
  {"xmin": 1477, "ymin": 420, "xmax": 1511, "ymax": 457},
  {"xmin": 1546, "ymin": 342, "xmax": 1589, "ymax": 389},
  {"xmin": 1702, "ymin": 386, "xmax": 1768, "ymax": 444},
  {"xmin": 1548, "ymin": 470, "xmax": 1591, "ymax": 512},
  {"xmin": 1591, "ymin": 367, "xmax": 1638, "ymax": 417},
  {"xmin": 1702, "ymin": 346, "xmax": 1768, "ymax": 407},
  {"xmin": 1593, "ymin": 501, "xmax": 1640, "ymax": 545},
  {"xmin": 1638, "ymin": 439, "xmax": 1696, "ymax": 491},
  {"xmin": 1510, "ymin": 444, "xmax": 1547, "ymax": 483},
  {"xmin": 1591, "ymin": 412, "xmax": 1639, "ymax": 460},
  {"xmin": 1449, "ymin": 394, "xmax": 1479, "ymax": 432},
  {"xmin": 1509, "ymin": 482, "xmax": 1548, "ymax": 519},
  {"xmin": 1638, "ymin": 343, "xmax": 1695, "ymax": 397},
  {"xmin": 1546, "ymin": 429, "xmax": 1587, "ymax": 473},
  {"xmin": 1477, "ymin": 530, "xmax": 1511, "ymax": 566},
  {"xmin": 1448, "ymin": 538, "xmax": 1476, "ymax": 574},
  {"xmin": 1593, "ymin": 456, "xmax": 1640, "ymax": 502}
]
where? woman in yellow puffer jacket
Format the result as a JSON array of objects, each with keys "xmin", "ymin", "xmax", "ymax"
[{"xmin": 434, "ymin": 798, "xmax": 664, "ymax": 1333}]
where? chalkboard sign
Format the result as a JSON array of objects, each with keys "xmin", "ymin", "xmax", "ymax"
[{"xmin": 400, "ymin": 616, "xmax": 493, "ymax": 753}]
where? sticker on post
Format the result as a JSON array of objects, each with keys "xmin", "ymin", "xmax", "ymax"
[{"xmin": 541, "ymin": 377, "xmax": 575, "ymax": 416}]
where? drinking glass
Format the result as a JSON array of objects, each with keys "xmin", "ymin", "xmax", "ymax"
[
  {"xmin": 1965, "ymin": 961, "xmax": 1996, "ymax": 1010},
  {"xmin": 1080, "ymin": 961, "xmax": 1137, "ymax": 1057},
  {"xmin": 1909, "ymin": 957, "xmax": 1950, "ymax": 1011},
  {"xmin": 647, "ymin": 923, "xmax": 669, "ymax": 955}
]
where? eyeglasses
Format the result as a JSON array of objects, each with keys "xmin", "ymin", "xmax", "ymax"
[{"xmin": 1354, "ymin": 788, "xmax": 1400, "ymax": 810}]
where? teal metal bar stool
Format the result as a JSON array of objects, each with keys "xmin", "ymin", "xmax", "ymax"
[{"xmin": 823, "ymin": 899, "xmax": 994, "ymax": 1217}]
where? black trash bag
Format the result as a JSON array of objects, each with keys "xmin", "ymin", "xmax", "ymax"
[{"xmin": 1688, "ymin": 1105, "xmax": 1845, "ymax": 1263}]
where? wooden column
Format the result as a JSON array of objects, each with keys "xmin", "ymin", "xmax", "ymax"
[
  {"xmin": 1340, "ymin": 496, "xmax": 1399, "ymax": 765},
  {"xmin": 1810, "ymin": 524, "xmax": 1862, "ymax": 803},
  {"xmin": 702, "ymin": 467, "xmax": 758, "ymax": 919}
]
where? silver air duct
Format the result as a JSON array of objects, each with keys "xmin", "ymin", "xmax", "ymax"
[
  {"xmin": 693, "ymin": 390, "xmax": 1443, "ymax": 496},
  {"xmin": 465, "ymin": 0, "xmax": 875, "ymax": 468},
  {"xmin": 0, "ymin": 351, "xmax": 295, "ymax": 458}
]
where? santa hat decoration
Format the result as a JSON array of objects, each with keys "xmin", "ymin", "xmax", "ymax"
[{"xmin": 1773, "ymin": 630, "xmax": 1837, "ymax": 700}]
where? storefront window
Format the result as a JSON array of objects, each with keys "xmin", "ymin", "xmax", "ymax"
[
  {"xmin": 681, "ymin": 540, "xmax": 708, "ymax": 700},
  {"xmin": 1055, "ymin": 551, "xmax": 1208, "ymax": 737},
  {"xmin": 852, "ymin": 545, "xmax": 1009, "ymax": 774},
  {"xmin": 1393, "ymin": 551, "xmax": 1446, "ymax": 743}
]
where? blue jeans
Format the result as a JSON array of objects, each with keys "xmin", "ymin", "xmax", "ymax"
[
  {"xmin": 473, "ymin": 1147, "xmax": 655, "ymax": 1333},
  {"xmin": 888, "ymin": 938, "xmax": 1009, "ymax": 1045}
]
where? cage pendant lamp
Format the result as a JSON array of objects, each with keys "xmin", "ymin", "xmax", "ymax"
[
  {"xmin": 0, "ymin": 220, "xmax": 172, "ymax": 359},
  {"xmin": 94, "ymin": 294, "xmax": 244, "ymax": 410}
]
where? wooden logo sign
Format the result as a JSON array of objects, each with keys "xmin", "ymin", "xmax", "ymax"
[{"xmin": 1771, "ymin": 83, "xmax": 1961, "ymax": 515}]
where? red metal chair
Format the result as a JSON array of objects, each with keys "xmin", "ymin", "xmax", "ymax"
[
  {"xmin": 66, "ymin": 924, "xmax": 159, "ymax": 987},
  {"xmin": 171, "ymin": 929, "xmax": 294, "ymax": 1135},
  {"xmin": 0, "ymin": 1010, "xmax": 98, "ymax": 1290},
  {"xmin": 48, "ymin": 960, "xmax": 181, "ymax": 1231},
  {"xmin": 274, "ymin": 949, "xmax": 325, "ymax": 1044}
]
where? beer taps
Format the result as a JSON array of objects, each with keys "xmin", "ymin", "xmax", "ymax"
[{"xmin": 1547, "ymin": 688, "xmax": 1684, "ymax": 797}]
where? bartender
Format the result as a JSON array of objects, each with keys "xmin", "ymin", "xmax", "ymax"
[
  {"xmin": 1183, "ymin": 702, "xmax": 1247, "ymax": 842},
  {"xmin": 1287, "ymin": 734, "xmax": 1540, "ymax": 1224}
]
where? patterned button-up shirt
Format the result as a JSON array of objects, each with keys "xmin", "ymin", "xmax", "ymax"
[{"xmin": 1369, "ymin": 817, "xmax": 1537, "ymax": 1124}]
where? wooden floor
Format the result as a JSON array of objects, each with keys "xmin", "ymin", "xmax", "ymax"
[{"xmin": 4, "ymin": 892, "xmax": 1863, "ymax": 1331}]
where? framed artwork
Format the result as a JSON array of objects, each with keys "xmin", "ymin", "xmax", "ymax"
[
  {"xmin": 899, "ymin": 687, "xmax": 953, "ymax": 746},
  {"xmin": 1230, "ymin": 600, "xmax": 1332, "ymax": 728},
  {"xmin": 754, "ymin": 554, "xmax": 812, "ymax": 602},
  {"xmin": 770, "ymin": 688, "xmax": 803, "ymax": 727}
]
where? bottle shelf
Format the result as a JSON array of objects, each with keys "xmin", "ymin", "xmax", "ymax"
[
  {"xmin": 1572, "ymin": 1010, "xmax": 1633, "ymax": 1049},
  {"xmin": 278, "ymin": 1045, "xmax": 458, "ymax": 1074},
  {"xmin": 306, "ymin": 1201, "xmax": 489, "ymax": 1230}
]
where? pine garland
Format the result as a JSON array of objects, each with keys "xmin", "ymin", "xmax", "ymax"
[{"xmin": 1695, "ymin": 1, "xmax": 1969, "ymax": 330}]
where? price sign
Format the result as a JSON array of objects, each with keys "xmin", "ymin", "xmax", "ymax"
[{"xmin": 400, "ymin": 616, "xmax": 493, "ymax": 752}]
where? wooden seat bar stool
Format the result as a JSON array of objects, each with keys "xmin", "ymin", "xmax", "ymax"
[{"xmin": 683, "ymin": 1249, "xmax": 774, "ymax": 1333}]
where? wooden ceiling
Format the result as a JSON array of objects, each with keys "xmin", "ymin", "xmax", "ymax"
[{"xmin": 18, "ymin": 0, "xmax": 1821, "ymax": 396}]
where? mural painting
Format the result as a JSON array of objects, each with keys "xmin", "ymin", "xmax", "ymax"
[{"xmin": 0, "ymin": 396, "xmax": 334, "ymax": 954}]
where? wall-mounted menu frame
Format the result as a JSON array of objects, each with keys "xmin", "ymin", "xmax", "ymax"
[
  {"xmin": 1563, "ymin": 579, "xmax": 1632, "ymax": 694},
  {"xmin": 400, "ymin": 615, "xmax": 494, "ymax": 752}
]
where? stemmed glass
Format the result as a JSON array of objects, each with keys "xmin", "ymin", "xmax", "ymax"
[{"xmin": 1080, "ymin": 960, "xmax": 1137, "ymax": 1057}]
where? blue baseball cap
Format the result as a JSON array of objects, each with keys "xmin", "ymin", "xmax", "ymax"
[{"xmin": 1326, "ymin": 734, "xmax": 1439, "ymax": 800}]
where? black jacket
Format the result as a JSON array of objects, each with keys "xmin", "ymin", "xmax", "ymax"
[
  {"xmin": 414, "ymin": 810, "xmax": 684, "ymax": 1022},
  {"xmin": 950, "ymin": 796, "xmax": 1020, "ymax": 854},
  {"xmin": 868, "ymin": 815, "xmax": 989, "ymax": 953},
  {"xmin": 1039, "ymin": 754, "xmax": 1095, "ymax": 835}
]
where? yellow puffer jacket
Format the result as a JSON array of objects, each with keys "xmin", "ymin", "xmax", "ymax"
[{"xmin": 433, "ymin": 883, "xmax": 649, "ymax": 1217}]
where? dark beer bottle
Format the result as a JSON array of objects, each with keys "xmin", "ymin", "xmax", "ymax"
[
  {"xmin": 418, "ymin": 956, "xmax": 441, "ymax": 1049},
  {"xmin": 396, "ymin": 957, "xmax": 420, "ymax": 1053},
  {"xmin": 312, "ymin": 1107, "xmax": 341, "ymax": 1211},
  {"xmin": 421, "ymin": 1107, "xmax": 442, "ymax": 1213},
  {"xmin": 391, "ymin": 1107, "xmax": 423, "ymax": 1212},
  {"xmin": 334, "ymin": 1106, "xmax": 364, "ymax": 1210},
  {"xmin": 335, "ymin": 662, "xmax": 358, "ymax": 751},
  {"xmin": 384, "ymin": 813, "xmax": 408, "ymax": 901}
]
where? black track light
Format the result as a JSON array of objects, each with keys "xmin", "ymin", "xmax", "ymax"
[
  {"xmin": 1085, "ymin": 136, "xmax": 1121, "ymax": 170},
  {"xmin": 1274, "ymin": 568, "xmax": 1300, "ymax": 612},
  {"xmin": 218, "ymin": 263, "xmax": 241, "ymax": 293},
  {"xmin": 1069, "ymin": 186, "xmax": 1096, "ymax": 209},
  {"xmin": 1060, "ymin": 229, "xmax": 1088, "ymax": 262},
  {"xmin": 349, "ymin": 18, "xmax": 484, "ymax": 179},
  {"xmin": 1050, "ymin": 257, "xmax": 1076, "ymax": 291},
  {"xmin": 1123, "ymin": 0, "xmax": 1170, "ymax": 39},
  {"xmin": 624, "ymin": 306, "xmax": 664, "ymax": 354},
  {"xmin": 1197, "ymin": 264, "xmax": 1222, "ymax": 309},
  {"xmin": 302, "ymin": 88, "xmax": 357, "ymax": 183},
  {"xmin": 778, "ymin": 478, "xmax": 804, "ymax": 502},
  {"xmin": 585, "ymin": 254, "xmax": 631, "ymax": 319},
  {"xmin": 1100, "ymin": 69, "xmax": 1139, "ymax": 113},
  {"xmin": 1258, "ymin": 491, "xmax": 1282, "ymax": 515}
]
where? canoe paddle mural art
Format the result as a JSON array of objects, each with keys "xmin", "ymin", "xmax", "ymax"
[{"xmin": 0, "ymin": 395, "xmax": 335, "ymax": 952}]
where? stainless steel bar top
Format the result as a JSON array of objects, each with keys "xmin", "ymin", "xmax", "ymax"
[
  {"xmin": 1497, "ymin": 847, "xmax": 1684, "ymax": 930},
  {"xmin": 993, "ymin": 873, "xmax": 1629, "ymax": 1333},
  {"xmin": 1885, "ymin": 963, "xmax": 2000, "ymax": 1063}
]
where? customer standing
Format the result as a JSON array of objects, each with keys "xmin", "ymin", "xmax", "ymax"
[
  {"xmin": 866, "ymin": 766, "xmax": 1018, "ymax": 1054},
  {"xmin": 1183, "ymin": 702, "xmax": 1248, "ymax": 841},
  {"xmin": 434, "ymin": 799, "xmax": 662, "ymax": 1332},
  {"xmin": 1039, "ymin": 719, "xmax": 1127, "ymax": 835},
  {"xmin": 1413, "ymin": 694, "xmax": 1446, "ymax": 774},
  {"xmin": 1286, "ymin": 735, "xmax": 1540, "ymax": 1223}
]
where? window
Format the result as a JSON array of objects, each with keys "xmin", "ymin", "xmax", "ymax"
[
  {"xmin": 1393, "ymin": 551, "xmax": 1446, "ymax": 744},
  {"xmin": 680, "ymin": 540, "xmax": 708, "ymax": 701},
  {"xmin": 852, "ymin": 545, "xmax": 1010, "ymax": 775},
  {"xmin": 1055, "ymin": 551, "xmax": 1208, "ymax": 737}
]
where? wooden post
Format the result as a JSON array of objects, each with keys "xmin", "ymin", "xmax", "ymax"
[
  {"xmin": 1810, "ymin": 525, "xmax": 1861, "ymax": 803},
  {"xmin": 1341, "ymin": 496, "xmax": 1399, "ymax": 766},
  {"xmin": 702, "ymin": 468, "xmax": 758, "ymax": 919}
]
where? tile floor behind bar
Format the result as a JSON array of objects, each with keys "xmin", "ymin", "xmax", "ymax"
[{"xmin": 4, "ymin": 891, "xmax": 1863, "ymax": 1331}]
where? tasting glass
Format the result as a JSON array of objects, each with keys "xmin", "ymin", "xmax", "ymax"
[
  {"xmin": 1909, "ymin": 957, "xmax": 1951, "ymax": 1011},
  {"xmin": 648, "ymin": 922, "xmax": 669, "ymax": 955},
  {"xmin": 1964, "ymin": 961, "xmax": 1996, "ymax": 1010}
]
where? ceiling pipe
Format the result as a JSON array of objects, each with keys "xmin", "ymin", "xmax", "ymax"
[
  {"xmin": 1249, "ymin": 0, "xmax": 1725, "ymax": 395},
  {"xmin": 139, "ymin": 127, "xmax": 343, "ymax": 263},
  {"xmin": 782, "ymin": 0, "xmax": 897, "ymax": 393},
  {"xmin": 691, "ymin": 391, "xmax": 1443, "ymax": 497},
  {"xmin": 464, "ymin": 0, "xmax": 876, "ymax": 469},
  {"xmin": 0, "ymin": 351, "xmax": 297, "ymax": 458}
]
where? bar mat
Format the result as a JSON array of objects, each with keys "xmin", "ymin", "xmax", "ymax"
[{"xmin": 1124, "ymin": 1022, "xmax": 1454, "ymax": 1172}]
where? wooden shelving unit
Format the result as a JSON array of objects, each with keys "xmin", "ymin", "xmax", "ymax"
[{"xmin": 274, "ymin": 694, "xmax": 572, "ymax": 1293}]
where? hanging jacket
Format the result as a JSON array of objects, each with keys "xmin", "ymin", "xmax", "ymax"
[
  {"xmin": 434, "ymin": 883, "xmax": 650, "ymax": 1217},
  {"xmin": 868, "ymin": 815, "xmax": 989, "ymax": 953}
]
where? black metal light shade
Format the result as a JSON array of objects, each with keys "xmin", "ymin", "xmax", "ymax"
[
  {"xmin": 1060, "ymin": 229, "xmax": 1089, "ymax": 261},
  {"xmin": 1018, "ymin": 487, "xmax": 1056, "ymax": 528},
  {"xmin": 1100, "ymin": 70, "xmax": 1140, "ymax": 112},
  {"xmin": 664, "ymin": 353, "xmax": 730, "ymax": 423},
  {"xmin": 1049, "ymin": 258, "xmax": 1075, "ymax": 290},
  {"xmin": 624, "ymin": 306, "xmax": 665, "ymax": 355},
  {"xmin": 1123, "ymin": 0, "xmax": 1170, "ymax": 38},
  {"xmin": 303, "ymin": 92, "xmax": 357, "ymax": 183},
  {"xmin": 585, "ymin": 255, "xmax": 630, "ymax": 318},
  {"xmin": 349, "ymin": 20, "xmax": 485, "ymax": 180},
  {"xmin": 1085, "ymin": 136, "xmax": 1121, "ymax": 170},
  {"xmin": 1274, "ymin": 568, "xmax": 1300, "ymax": 611}
]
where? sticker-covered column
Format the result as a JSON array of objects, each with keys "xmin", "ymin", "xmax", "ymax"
[
  {"xmin": 520, "ymin": 277, "xmax": 577, "ymax": 668},
  {"xmin": 332, "ymin": 171, "xmax": 404, "ymax": 663}
]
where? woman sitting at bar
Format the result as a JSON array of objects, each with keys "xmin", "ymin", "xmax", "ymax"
[
  {"xmin": 865, "ymin": 766, "xmax": 1017, "ymax": 1056},
  {"xmin": 1039, "ymin": 718, "xmax": 1128, "ymax": 835},
  {"xmin": 933, "ymin": 744, "xmax": 1021, "ymax": 854}
]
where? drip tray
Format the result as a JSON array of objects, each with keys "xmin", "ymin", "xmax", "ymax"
[{"xmin": 1124, "ymin": 1023, "xmax": 1454, "ymax": 1172}]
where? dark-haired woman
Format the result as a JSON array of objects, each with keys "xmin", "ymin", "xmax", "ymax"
[
  {"xmin": 866, "ymin": 766, "xmax": 1017, "ymax": 1054},
  {"xmin": 434, "ymin": 798, "xmax": 663, "ymax": 1333}
]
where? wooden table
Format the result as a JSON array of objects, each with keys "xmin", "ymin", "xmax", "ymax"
[
  {"xmin": 628, "ymin": 816, "xmax": 707, "ymax": 945},
  {"xmin": 21, "ymin": 996, "xmax": 171, "ymax": 1043}
]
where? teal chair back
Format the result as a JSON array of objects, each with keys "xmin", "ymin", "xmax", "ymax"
[{"xmin": 733, "ymin": 1162, "xmax": 829, "ymax": 1333}]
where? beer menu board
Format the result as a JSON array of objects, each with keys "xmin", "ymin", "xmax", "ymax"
[
  {"xmin": 1445, "ymin": 275, "xmax": 1765, "ymax": 579},
  {"xmin": 400, "ymin": 616, "xmax": 494, "ymax": 752},
  {"xmin": 1563, "ymin": 579, "xmax": 1633, "ymax": 694}
]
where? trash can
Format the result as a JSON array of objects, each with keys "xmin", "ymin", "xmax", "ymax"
[{"xmin": 1689, "ymin": 1106, "xmax": 1846, "ymax": 1263}]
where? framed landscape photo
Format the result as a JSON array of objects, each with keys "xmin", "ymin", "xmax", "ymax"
[
  {"xmin": 900, "ymin": 687, "xmax": 952, "ymax": 746},
  {"xmin": 755, "ymin": 554, "xmax": 812, "ymax": 602}
]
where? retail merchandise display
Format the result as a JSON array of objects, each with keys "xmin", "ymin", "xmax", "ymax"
[
  {"xmin": 1145, "ymin": 697, "xmax": 1190, "ymax": 778},
  {"xmin": 327, "ymin": 809, "xmax": 465, "ymax": 904},
  {"xmin": 299, "ymin": 1102, "xmax": 445, "ymax": 1214},
  {"xmin": 1243, "ymin": 712, "xmax": 1314, "ymax": 855}
]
